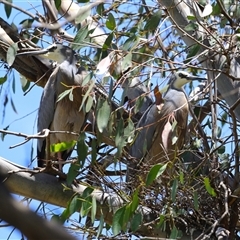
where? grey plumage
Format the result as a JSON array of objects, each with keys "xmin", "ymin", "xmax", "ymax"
[
  {"xmin": 127, "ymin": 71, "xmax": 206, "ymax": 183},
  {"xmin": 35, "ymin": 44, "xmax": 89, "ymax": 168}
]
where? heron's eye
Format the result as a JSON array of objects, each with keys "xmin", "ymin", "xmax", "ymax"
[
  {"xmin": 179, "ymin": 73, "xmax": 187, "ymax": 78},
  {"xmin": 49, "ymin": 46, "xmax": 58, "ymax": 52}
]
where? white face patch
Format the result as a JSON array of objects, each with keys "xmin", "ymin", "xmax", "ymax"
[
  {"xmin": 178, "ymin": 72, "xmax": 189, "ymax": 79},
  {"xmin": 173, "ymin": 74, "xmax": 190, "ymax": 88},
  {"xmin": 172, "ymin": 70, "xmax": 202, "ymax": 89}
]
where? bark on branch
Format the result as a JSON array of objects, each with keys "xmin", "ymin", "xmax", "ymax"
[{"xmin": 0, "ymin": 157, "xmax": 167, "ymax": 238}]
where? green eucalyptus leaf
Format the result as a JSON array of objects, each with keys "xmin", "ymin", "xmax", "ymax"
[
  {"xmin": 122, "ymin": 204, "xmax": 131, "ymax": 231},
  {"xmin": 80, "ymin": 193, "xmax": 92, "ymax": 217},
  {"xmin": 184, "ymin": 22, "xmax": 198, "ymax": 31},
  {"xmin": 96, "ymin": 214, "xmax": 104, "ymax": 238},
  {"xmin": 122, "ymin": 36, "xmax": 140, "ymax": 51},
  {"xmin": 131, "ymin": 190, "xmax": 139, "ymax": 212},
  {"xmin": 221, "ymin": 112, "xmax": 227, "ymax": 127},
  {"xmin": 72, "ymin": 25, "xmax": 89, "ymax": 50},
  {"xmin": 57, "ymin": 89, "xmax": 72, "ymax": 102},
  {"xmin": 122, "ymin": 52, "xmax": 132, "ymax": 72},
  {"xmin": 217, "ymin": 126, "xmax": 222, "ymax": 137},
  {"xmin": 78, "ymin": 187, "xmax": 94, "ymax": 218},
  {"xmin": 187, "ymin": 15, "xmax": 196, "ymax": 20},
  {"xmin": 54, "ymin": 0, "xmax": 61, "ymax": 10},
  {"xmin": 4, "ymin": 0, "xmax": 12, "ymax": 18},
  {"xmin": 86, "ymin": 95, "xmax": 94, "ymax": 113},
  {"xmin": 67, "ymin": 162, "xmax": 81, "ymax": 186},
  {"xmin": 7, "ymin": 43, "xmax": 18, "ymax": 66},
  {"xmin": 97, "ymin": 99, "xmax": 111, "ymax": 133},
  {"xmin": 79, "ymin": 80, "xmax": 94, "ymax": 111},
  {"xmin": 170, "ymin": 225, "xmax": 179, "ymax": 239},
  {"xmin": 91, "ymin": 197, "xmax": 97, "ymax": 223},
  {"xmin": 144, "ymin": 10, "xmax": 161, "ymax": 31},
  {"xmin": 20, "ymin": 18, "xmax": 34, "ymax": 28},
  {"xmin": 171, "ymin": 179, "xmax": 178, "ymax": 202},
  {"xmin": 218, "ymin": 145, "xmax": 225, "ymax": 154},
  {"xmin": 102, "ymin": 32, "xmax": 113, "ymax": 50},
  {"xmin": 115, "ymin": 118, "xmax": 125, "ymax": 153},
  {"xmin": 212, "ymin": 2, "xmax": 221, "ymax": 15},
  {"xmin": 77, "ymin": 133, "xmax": 88, "ymax": 168},
  {"xmin": 146, "ymin": 163, "xmax": 168, "ymax": 186},
  {"xmin": 1, "ymin": 125, "xmax": 9, "ymax": 141},
  {"xmin": 204, "ymin": 177, "xmax": 216, "ymax": 197},
  {"xmin": 60, "ymin": 194, "xmax": 81, "ymax": 223},
  {"xmin": 12, "ymin": 74, "xmax": 15, "ymax": 93},
  {"xmin": 0, "ymin": 76, "xmax": 7, "ymax": 85},
  {"xmin": 179, "ymin": 172, "xmax": 184, "ymax": 184},
  {"xmin": 194, "ymin": 191, "xmax": 199, "ymax": 210},
  {"xmin": 67, "ymin": 133, "xmax": 88, "ymax": 185},
  {"xmin": 50, "ymin": 140, "xmax": 76, "ymax": 153},
  {"xmin": 10, "ymin": 98, "xmax": 17, "ymax": 114},
  {"xmin": 112, "ymin": 206, "xmax": 125, "ymax": 235},
  {"xmin": 106, "ymin": 13, "xmax": 116, "ymax": 30},
  {"xmin": 185, "ymin": 44, "xmax": 200, "ymax": 63},
  {"xmin": 130, "ymin": 212, "xmax": 142, "ymax": 232}
]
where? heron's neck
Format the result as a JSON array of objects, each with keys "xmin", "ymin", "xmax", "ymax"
[
  {"xmin": 164, "ymin": 87, "xmax": 188, "ymax": 107},
  {"xmin": 168, "ymin": 81, "xmax": 184, "ymax": 92},
  {"xmin": 65, "ymin": 54, "xmax": 76, "ymax": 65}
]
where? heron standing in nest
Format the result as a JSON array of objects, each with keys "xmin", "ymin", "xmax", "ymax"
[{"xmin": 127, "ymin": 71, "xmax": 206, "ymax": 185}]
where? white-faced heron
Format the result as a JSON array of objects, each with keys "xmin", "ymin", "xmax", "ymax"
[
  {"xmin": 20, "ymin": 44, "xmax": 90, "ymax": 169},
  {"xmin": 127, "ymin": 71, "xmax": 206, "ymax": 183}
]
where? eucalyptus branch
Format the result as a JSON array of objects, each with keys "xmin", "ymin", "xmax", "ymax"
[
  {"xmin": 163, "ymin": 4, "xmax": 211, "ymax": 50},
  {"xmin": 196, "ymin": 179, "xmax": 229, "ymax": 239},
  {"xmin": 189, "ymin": 106, "xmax": 210, "ymax": 153},
  {"xmin": 0, "ymin": 128, "xmax": 80, "ymax": 149},
  {"xmin": 216, "ymin": 0, "xmax": 234, "ymax": 27}
]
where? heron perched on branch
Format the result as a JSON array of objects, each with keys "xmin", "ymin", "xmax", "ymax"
[
  {"xmin": 19, "ymin": 44, "xmax": 91, "ymax": 170},
  {"xmin": 127, "ymin": 71, "xmax": 206, "ymax": 184}
]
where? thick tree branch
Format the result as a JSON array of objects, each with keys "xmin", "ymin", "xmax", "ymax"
[
  {"xmin": 0, "ymin": 157, "xmax": 167, "ymax": 238},
  {"xmin": 0, "ymin": 173, "xmax": 76, "ymax": 240}
]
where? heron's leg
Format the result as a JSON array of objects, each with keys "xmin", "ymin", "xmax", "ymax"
[{"xmin": 34, "ymin": 156, "xmax": 67, "ymax": 179}]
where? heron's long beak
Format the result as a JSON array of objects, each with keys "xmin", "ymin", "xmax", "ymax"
[
  {"xmin": 186, "ymin": 75, "xmax": 207, "ymax": 81},
  {"xmin": 17, "ymin": 48, "xmax": 49, "ymax": 56},
  {"xmin": 17, "ymin": 44, "xmax": 65, "ymax": 63},
  {"xmin": 17, "ymin": 44, "xmax": 58, "ymax": 57}
]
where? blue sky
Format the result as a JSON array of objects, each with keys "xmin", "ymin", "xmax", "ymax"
[
  {"xmin": 0, "ymin": 2, "xmax": 51, "ymax": 239},
  {"xmin": 0, "ymin": 2, "xmax": 43, "ymax": 165}
]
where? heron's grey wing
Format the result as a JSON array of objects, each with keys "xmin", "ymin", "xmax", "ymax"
[
  {"xmin": 145, "ymin": 90, "xmax": 189, "ymax": 165},
  {"xmin": 123, "ymin": 77, "xmax": 153, "ymax": 115},
  {"xmin": 37, "ymin": 67, "xmax": 58, "ymax": 166},
  {"xmin": 129, "ymin": 103, "xmax": 159, "ymax": 159},
  {"xmin": 127, "ymin": 89, "xmax": 189, "ymax": 184},
  {"xmin": 126, "ymin": 88, "xmax": 153, "ymax": 115},
  {"xmin": 50, "ymin": 64, "xmax": 88, "ymax": 162},
  {"xmin": 127, "ymin": 103, "xmax": 159, "ymax": 182},
  {"xmin": 127, "ymin": 100, "xmax": 175, "ymax": 182}
]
